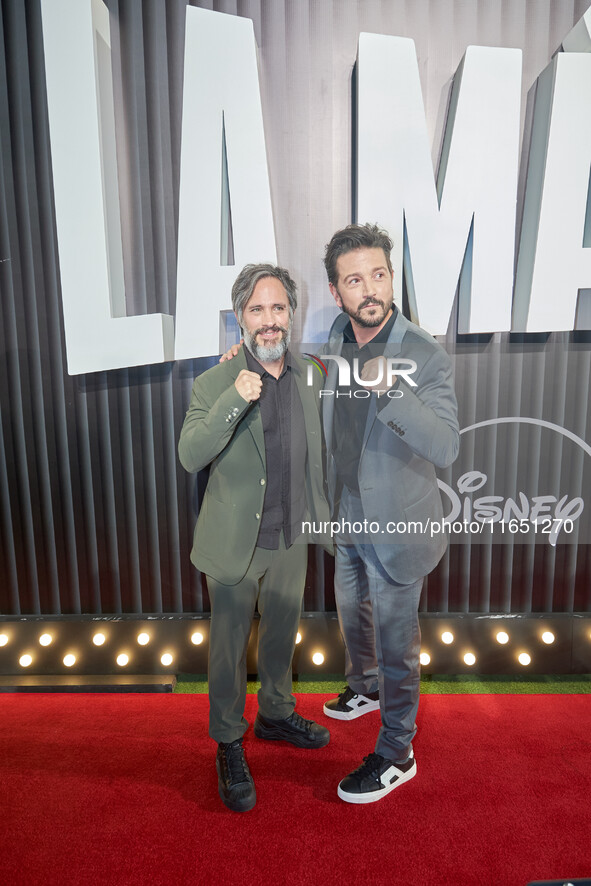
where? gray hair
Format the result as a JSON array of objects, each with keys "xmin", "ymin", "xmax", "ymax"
[
  {"xmin": 323, "ymin": 223, "xmax": 393, "ymax": 287},
  {"xmin": 231, "ymin": 263, "xmax": 298, "ymax": 326}
]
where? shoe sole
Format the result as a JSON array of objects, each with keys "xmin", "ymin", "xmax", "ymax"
[
  {"xmin": 217, "ymin": 785, "xmax": 256, "ymax": 812},
  {"xmin": 337, "ymin": 760, "xmax": 416, "ymax": 804},
  {"xmin": 254, "ymin": 723, "xmax": 330, "ymax": 749},
  {"xmin": 323, "ymin": 699, "xmax": 380, "ymax": 721}
]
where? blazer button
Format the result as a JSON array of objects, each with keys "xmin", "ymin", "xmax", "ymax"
[
  {"xmin": 255, "ymin": 513, "xmax": 260, "ymax": 520},
  {"xmin": 260, "ymin": 478, "xmax": 266, "ymax": 486},
  {"xmin": 388, "ymin": 421, "xmax": 394, "ymax": 429}
]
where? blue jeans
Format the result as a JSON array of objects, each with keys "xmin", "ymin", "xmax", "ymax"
[{"xmin": 334, "ymin": 487, "xmax": 423, "ymax": 761}]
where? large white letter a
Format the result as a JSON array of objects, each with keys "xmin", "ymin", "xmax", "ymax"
[{"xmin": 174, "ymin": 8, "xmax": 276, "ymax": 360}]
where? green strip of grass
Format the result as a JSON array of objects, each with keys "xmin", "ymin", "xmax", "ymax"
[
  {"xmin": 175, "ymin": 673, "xmax": 591, "ymax": 694},
  {"xmin": 421, "ymin": 674, "xmax": 591, "ymax": 693}
]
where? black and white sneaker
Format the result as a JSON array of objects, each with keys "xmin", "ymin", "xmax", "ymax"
[
  {"xmin": 216, "ymin": 738, "xmax": 256, "ymax": 812},
  {"xmin": 337, "ymin": 748, "xmax": 416, "ymax": 804},
  {"xmin": 323, "ymin": 685, "xmax": 380, "ymax": 720}
]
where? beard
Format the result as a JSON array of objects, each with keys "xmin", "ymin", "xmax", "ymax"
[
  {"xmin": 342, "ymin": 295, "xmax": 393, "ymax": 328},
  {"xmin": 243, "ymin": 323, "xmax": 291, "ymax": 363}
]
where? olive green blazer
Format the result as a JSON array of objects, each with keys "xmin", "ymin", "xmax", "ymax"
[{"xmin": 178, "ymin": 348, "xmax": 331, "ymax": 585}]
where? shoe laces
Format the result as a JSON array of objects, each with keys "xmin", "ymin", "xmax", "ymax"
[
  {"xmin": 221, "ymin": 739, "xmax": 249, "ymax": 783},
  {"xmin": 338, "ymin": 685, "xmax": 357, "ymax": 704},
  {"xmin": 351, "ymin": 753, "xmax": 388, "ymax": 782},
  {"xmin": 285, "ymin": 710, "xmax": 312, "ymax": 732}
]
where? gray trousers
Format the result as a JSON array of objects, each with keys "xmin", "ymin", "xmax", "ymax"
[
  {"xmin": 206, "ymin": 536, "xmax": 308, "ymax": 744},
  {"xmin": 335, "ymin": 487, "xmax": 423, "ymax": 762}
]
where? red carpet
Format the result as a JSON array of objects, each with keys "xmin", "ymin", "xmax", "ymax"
[{"xmin": 0, "ymin": 693, "xmax": 590, "ymax": 886}]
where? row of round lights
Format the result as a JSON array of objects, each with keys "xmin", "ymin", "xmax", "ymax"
[
  {"xmin": 0, "ymin": 630, "xmax": 204, "ymax": 669},
  {"xmin": 418, "ymin": 628, "xmax": 557, "ymax": 667},
  {"xmin": 0, "ymin": 629, "xmax": 329, "ymax": 668},
  {"xmin": 2, "ymin": 626, "xmax": 574, "ymax": 671}
]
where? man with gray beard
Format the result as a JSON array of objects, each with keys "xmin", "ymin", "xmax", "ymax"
[{"xmin": 179, "ymin": 263, "xmax": 331, "ymax": 813}]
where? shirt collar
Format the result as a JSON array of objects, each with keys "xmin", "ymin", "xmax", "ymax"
[{"xmin": 244, "ymin": 345, "xmax": 292, "ymax": 378}]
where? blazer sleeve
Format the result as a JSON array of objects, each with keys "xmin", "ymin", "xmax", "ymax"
[
  {"xmin": 178, "ymin": 373, "xmax": 252, "ymax": 473},
  {"xmin": 376, "ymin": 343, "xmax": 459, "ymax": 469}
]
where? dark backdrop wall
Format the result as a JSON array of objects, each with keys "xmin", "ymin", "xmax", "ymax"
[{"xmin": 1, "ymin": 0, "xmax": 590, "ymax": 617}]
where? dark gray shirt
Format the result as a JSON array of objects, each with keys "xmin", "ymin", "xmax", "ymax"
[
  {"xmin": 334, "ymin": 308, "xmax": 397, "ymax": 493},
  {"xmin": 244, "ymin": 348, "xmax": 307, "ymax": 549}
]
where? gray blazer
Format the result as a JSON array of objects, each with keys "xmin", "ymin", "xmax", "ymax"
[{"xmin": 322, "ymin": 309, "xmax": 460, "ymax": 584}]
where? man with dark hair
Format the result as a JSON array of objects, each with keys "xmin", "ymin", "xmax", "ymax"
[
  {"xmin": 321, "ymin": 223, "xmax": 459, "ymax": 804},
  {"xmin": 323, "ymin": 223, "xmax": 394, "ymax": 288},
  {"xmin": 179, "ymin": 263, "xmax": 331, "ymax": 813}
]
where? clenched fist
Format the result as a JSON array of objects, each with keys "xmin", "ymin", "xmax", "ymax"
[{"xmin": 235, "ymin": 369, "xmax": 263, "ymax": 402}]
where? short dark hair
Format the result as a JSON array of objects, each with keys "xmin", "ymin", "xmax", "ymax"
[
  {"xmin": 323, "ymin": 223, "xmax": 393, "ymax": 287},
  {"xmin": 231, "ymin": 263, "xmax": 297, "ymax": 326}
]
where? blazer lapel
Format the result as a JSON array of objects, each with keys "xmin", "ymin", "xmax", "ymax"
[
  {"xmin": 293, "ymin": 357, "xmax": 315, "ymax": 434},
  {"xmin": 320, "ymin": 330, "xmax": 344, "ymax": 452},
  {"xmin": 360, "ymin": 309, "xmax": 406, "ymax": 453},
  {"xmin": 231, "ymin": 349, "xmax": 266, "ymax": 467}
]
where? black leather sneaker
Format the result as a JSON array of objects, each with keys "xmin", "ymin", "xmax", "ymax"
[
  {"xmin": 337, "ymin": 748, "xmax": 416, "ymax": 804},
  {"xmin": 216, "ymin": 738, "xmax": 256, "ymax": 812},
  {"xmin": 323, "ymin": 685, "xmax": 380, "ymax": 720},
  {"xmin": 254, "ymin": 710, "xmax": 330, "ymax": 748}
]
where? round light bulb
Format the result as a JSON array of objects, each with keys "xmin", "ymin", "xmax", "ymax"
[
  {"xmin": 19, "ymin": 654, "xmax": 33, "ymax": 667},
  {"xmin": 190, "ymin": 632, "xmax": 204, "ymax": 646},
  {"xmin": 541, "ymin": 631, "xmax": 555, "ymax": 645},
  {"xmin": 117, "ymin": 653, "xmax": 129, "ymax": 667},
  {"xmin": 312, "ymin": 652, "xmax": 324, "ymax": 666},
  {"xmin": 63, "ymin": 654, "xmax": 76, "ymax": 667},
  {"xmin": 295, "ymin": 632, "xmax": 302, "ymax": 645},
  {"xmin": 464, "ymin": 652, "xmax": 476, "ymax": 666},
  {"xmin": 161, "ymin": 653, "xmax": 173, "ymax": 666},
  {"xmin": 93, "ymin": 633, "xmax": 106, "ymax": 646},
  {"xmin": 0, "ymin": 634, "xmax": 8, "ymax": 647},
  {"xmin": 518, "ymin": 652, "xmax": 531, "ymax": 666},
  {"xmin": 441, "ymin": 631, "xmax": 454, "ymax": 645},
  {"xmin": 39, "ymin": 633, "xmax": 53, "ymax": 646},
  {"xmin": 496, "ymin": 631, "xmax": 509, "ymax": 645},
  {"xmin": 137, "ymin": 633, "xmax": 150, "ymax": 646},
  {"xmin": 419, "ymin": 652, "xmax": 431, "ymax": 666}
]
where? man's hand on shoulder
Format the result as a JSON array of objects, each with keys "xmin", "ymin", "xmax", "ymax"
[
  {"xmin": 220, "ymin": 340, "xmax": 244, "ymax": 362},
  {"xmin": 235, "ymin": 369, "xmax": 262, "ymax": 402}
]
